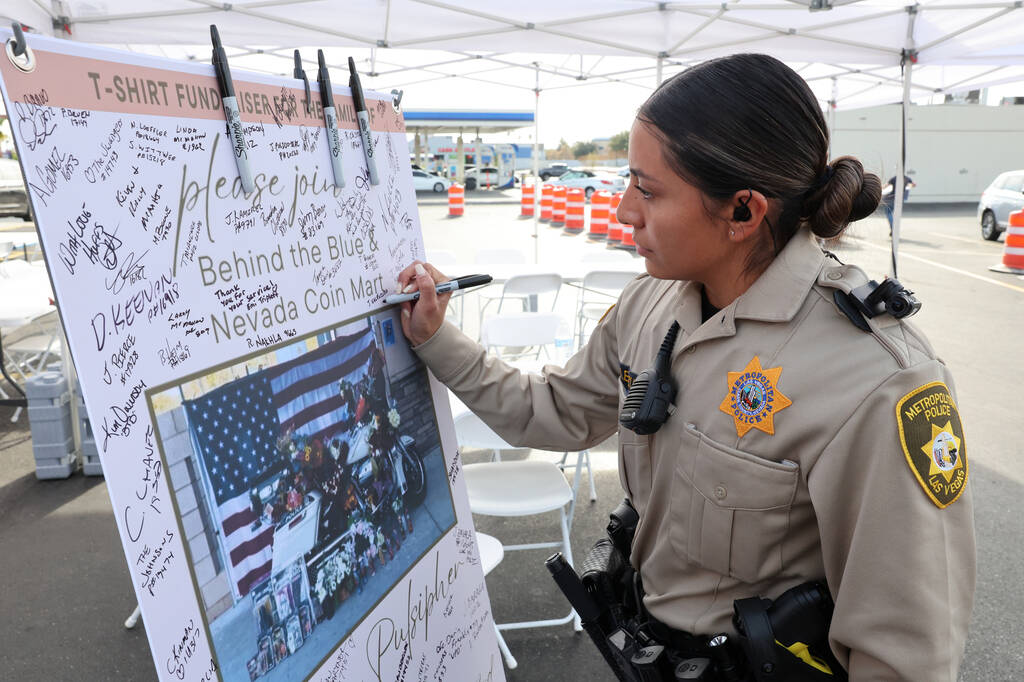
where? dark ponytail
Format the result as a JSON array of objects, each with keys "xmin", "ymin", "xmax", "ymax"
[{"xmin": 637, "ymin": 53, "xmax": 882, "ymax": 273}]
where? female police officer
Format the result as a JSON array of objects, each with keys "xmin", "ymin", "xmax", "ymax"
[{"xmin": 397, "ymin": 54, "xmax": 974, "ymax": 681}]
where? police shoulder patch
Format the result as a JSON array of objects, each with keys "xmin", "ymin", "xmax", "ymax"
[{"xmin": 896, "ymin": 381, "xmax": 968, "ymax": 508}]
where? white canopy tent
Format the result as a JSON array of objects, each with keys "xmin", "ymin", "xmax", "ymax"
[{"xmin": 5, "ymin": 0, "xmax": 1024, "ymax": 270}]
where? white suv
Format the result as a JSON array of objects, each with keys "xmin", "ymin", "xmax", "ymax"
[{"xmin": 978, "ymin": 170, "xmax": 1024, "ymax": 241}]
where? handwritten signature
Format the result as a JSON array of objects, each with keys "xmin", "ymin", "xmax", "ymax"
[
  {"xmin": 105, "ymin": 248, "xmax": 149, "ymax": 295},
  {"xmin": 13, "ymin": 98, "xmax": 56, "ymax": 152}
]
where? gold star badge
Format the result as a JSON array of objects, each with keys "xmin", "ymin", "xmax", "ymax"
[
  {"xmin": 897, "ymin": 382, "xmax": 968, "ymax": 508},
  {"xmin": 921, "ymin": 421, "xmax": 963, "ymax": 482},
  {"xmin": 719, "ymin": 356, "xmax": 792, "ymax": 438}
]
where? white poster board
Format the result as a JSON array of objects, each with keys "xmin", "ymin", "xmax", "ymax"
[{"xmin": 0, "ymin": 30, "xmax": 503, "ymax": 682}]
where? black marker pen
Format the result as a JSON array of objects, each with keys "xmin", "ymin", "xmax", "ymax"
[
  {"xmin": 210, "ymin": 25, "xmax": 254, "ymax": 193},
  {"xmin": 317, "ymin": 50, "xmax": 345, "ymax": 189},
  {"xmin": 348, "ymin": 57, "xmax": 379, "ymax": 186},
  {"xmin": 383, "ymin": 274, "xmax": 492, "ymax": 304}
]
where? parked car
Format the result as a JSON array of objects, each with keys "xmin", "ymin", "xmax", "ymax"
[
  {"xmin": 464, "ymin": 167, "xmax": 513, "ymax": 190},
  {"xmin": 412, "ymin": 169, "xmax": 451, "ymax": 193},
  {"xmin": 553, "ymin": 169, "xmax": 626, "ymax": 199},
  {"xmin": 539, "ymin": 163, "xmax": 570, "ymax": 180},
  {"xmin": 0, "ymin": 158, "xmax": 31, "ymax": 221},
  {"xmin": 978, "ymin": 170, "xmax": 1024, "ymax": 241}
]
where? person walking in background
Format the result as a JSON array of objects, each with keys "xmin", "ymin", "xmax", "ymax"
[{"xmin": 882, "ymin": 174, "xmax": 916, "ymax": 234}]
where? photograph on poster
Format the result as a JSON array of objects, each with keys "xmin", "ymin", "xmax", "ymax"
[{"xmin": 148, "ymin": 308, "xmax": 455, "ymax": 681}]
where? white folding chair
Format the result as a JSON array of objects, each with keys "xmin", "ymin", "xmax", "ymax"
[
  {"xmin": 471, "ymin": 249, "xmax": 527, "ymax": 329},
  {"xmin": 463, "ymin": 460, "xmax": 581, "ymax": 634},
  {"xmin": 480, "ymin": 311, "xmax": 561, "ymax": 364},
  {"xmin": 425, "ymin": 249, "xmax": 465, "ymax": 328},
  {"xmin": 474, "ymin": 248, "xmax": 526, "ymax": 265},
  {"xmin": 476, "ymin": 532, "xmax": 517, "ymax": 669},
  {"xmin": 2, "ymin": 310, "xmax": 61, "ymax": 382},
  {"xmin": 478, "ymin": 313, "xmax": 597, "ymax": 507},
  {"xmin": 2, "ymin": 309, "xmax": 61, "ymax": 423},
  {"xmin": 451, "ymin": 397, "xmax": 517, "ymax": 463},
  {"xmin": 0, "ymin": 241, "xmax": 13, "ymax": 261},
  {"xmin": 425, "ymin": 249, "xmax": 458, "ymax": 267},
  {"xmin": 477, "ymin": 273, "xmax": 563, "ymax": 330},
  {"xmin": 575, "ymin": 270, "xmax": 637, "ymax": 349}
]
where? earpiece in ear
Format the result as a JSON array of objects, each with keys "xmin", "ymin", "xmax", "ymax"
[{"xmin": 733, "ymin": 189, "xmax": 753, "ymax": 222}]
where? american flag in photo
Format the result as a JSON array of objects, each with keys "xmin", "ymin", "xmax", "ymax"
[
  {"xmin": 266, "ymin": 327, "xmax": 376, "ymax": 444},
  {"xmin": 183, "ymin": 326, "xmax": 376, "ymax": 598},
  {"xmin": 184, "ymin": 373, "xmax": 280, "ymax": 598}
]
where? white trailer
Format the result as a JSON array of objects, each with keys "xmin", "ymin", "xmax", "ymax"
[{"xmin": 831, "ymin": 104, "xmax": 1024, "ymax": 204}]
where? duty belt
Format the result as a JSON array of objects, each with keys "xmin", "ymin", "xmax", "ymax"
[{"xmin": 547, "ymin": 498, "xmax": 848, "ymax": 682}]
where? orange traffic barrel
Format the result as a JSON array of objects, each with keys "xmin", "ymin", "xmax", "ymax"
[
  {"xmin": 588, "ymin": 190, "xmax": 611, "ymax": 240},
  {"xmin": 551, "ymin": 185, "xmax": 568, "ymax": 226},
  {"xmin": 565, "ymin": 188, "xmax": 585, "ymax": 233},
  {"xmin": 448, "ymin": 183, "xmax": 464, "ymax": 217},
  {"xmin": 620, "ymin": 222, "xmax": 637, "ymax": 251},
  {"xmin": 990, "ymin": 209, "xmax": 1024, "ymax": 274},
  {"xmin": 540, "ymin": 184, "xmax": 553, "ymax": 222},
  {"xmin": 520, "ymin": 183, "xmax": 535, "ymax": 218},
  {"xmin": 607, "ymin": 192, "xmax": 623, "ymax": 244}
]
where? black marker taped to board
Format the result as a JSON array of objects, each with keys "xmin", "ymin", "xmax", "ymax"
[
  {"xmin": 210, "ymin": 25, "xmax": 254, "ymax": 194},
  {"xmin": 348, "ymin": 57, "xmax": 379, "ymax": 186},
  {"xmin": 317, "ymin": 50, "xmax": 346, "ymax": 189}
]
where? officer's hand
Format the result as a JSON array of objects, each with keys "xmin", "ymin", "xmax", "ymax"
[{"xmin": 396, "ymin": 261, "xmax": 451, "ymax": 346}]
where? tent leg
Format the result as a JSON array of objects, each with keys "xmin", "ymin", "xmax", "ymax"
[
  {"xmin": 533, "ymin": 63, "xmax": 540, "ymax": 265},
  {"xmin": 893, "ymin": 7, "xmax": 918, "ymax": 279}
]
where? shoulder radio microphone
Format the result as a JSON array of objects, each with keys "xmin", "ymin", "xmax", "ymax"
[{"xmin": 619, "ymin": 321, "xmax": 681, "ymax": 435}]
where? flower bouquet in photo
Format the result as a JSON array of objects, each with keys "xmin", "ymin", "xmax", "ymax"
[{"xmin": 313, "ymin": 552, "xmax": 340, "ymax": 620}]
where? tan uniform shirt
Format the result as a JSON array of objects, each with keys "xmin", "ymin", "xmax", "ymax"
[{"xmin": 414, "ymin": 229, "xmax": 975, "ymax": 681}]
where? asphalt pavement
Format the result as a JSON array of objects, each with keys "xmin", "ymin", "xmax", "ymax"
[{"xmin": 1, "ymin": 202, "xmax": 1021, "ymax": 681}]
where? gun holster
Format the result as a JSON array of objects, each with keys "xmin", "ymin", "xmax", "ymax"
[
  {"xmin": 732, "ymin": 583, "xmax": 848, "ymax": 682},
  {"xmin": 579, "ymin": 498, "xmax": 639, "ymax": 634}
]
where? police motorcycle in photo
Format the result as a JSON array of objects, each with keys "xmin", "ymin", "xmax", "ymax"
[{"xmin": 339, "ymin": 409, "xmax": 427, "ymax": 512}]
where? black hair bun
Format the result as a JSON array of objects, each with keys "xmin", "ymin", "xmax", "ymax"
[{"xmin": 805, "ymin": 157, "xmax": 882, "ymax": 240}]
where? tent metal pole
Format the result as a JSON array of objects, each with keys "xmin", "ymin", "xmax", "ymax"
[
  {"xmin": 892, "ymin": 5, "xmax": 918, "ymax": 279},
  {"xmin": 67, "ymin": 0, "xmax": 327, "ymax": 25},
  {"xmin": 533, "ymin": 63, "xmax": 540, "ymax": 265},
  {"xmin": 916, "ymin": 5, "xmax": 1019, "ymax": 51},
  {"xmin": 667, "ymin": 7, "xmax": 726, "ymax": 53},
  {"xmin": 533, "ymin": 26, "xmax": 660, "ymax": 57},
  {"xmin": 391, "ymin": 26, "xmax": 522, "ymax": 48},
  {"xmin": 464, "ymin": 53, "xmax": 644, "ymax": 88},
  {"xmin": 688, "ymin": 9, "xmax": 901, "ymax": 56},
  {"xmin": 656, "ymin": 56, "xmax": 664, "ymax": 86},
  {"xmin": 828, "ymin": 76, "xmax": 837, "ymax": 157}
]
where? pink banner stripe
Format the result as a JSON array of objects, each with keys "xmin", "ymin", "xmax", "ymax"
[{"xmin": 0, "ymin": 48, "xmax": 405, "ymax": 133}]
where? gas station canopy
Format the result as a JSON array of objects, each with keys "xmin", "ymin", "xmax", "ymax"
[{"xmin": 403, "ymin": 110, "xmax": 535, "ymax": 135}]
